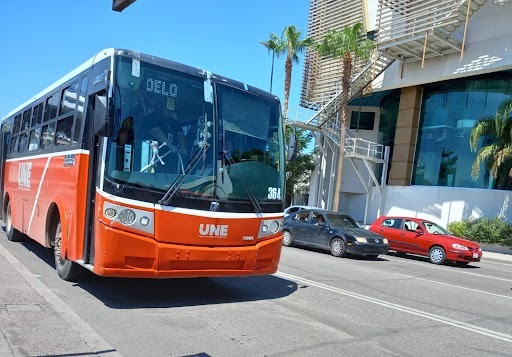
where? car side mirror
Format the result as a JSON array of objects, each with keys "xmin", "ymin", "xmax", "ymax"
[
  {"xmin": 415, "ymin": 228, "xmax": 424, "ymax": 235},
  {"xmin": 318, "ymin": 221, "xmax": 326, "ymax": 227},
  {"xmin": 287, "ymin": 134, "xmax": 297, "ymax": 162}
]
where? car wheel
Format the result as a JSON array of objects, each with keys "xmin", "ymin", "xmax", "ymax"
[
  {"xmin": 429, "ymin": 246, "xmax": 446, "ymax": 265},
  {"xmin": 330, "ymin": 238, "xmax": 347, "ymax": 257},
  {"xmin": 282, "ymin": 230, "xmax": 294, "ymax": 247},
  {"xmin": 5, "ymin": 201, "xmax": 24, "ymax": 242}
]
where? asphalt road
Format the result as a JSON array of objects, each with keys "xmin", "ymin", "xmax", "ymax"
[{"xmin": 2, "ymin": 235, "xmax": 512, "ymax": 357}]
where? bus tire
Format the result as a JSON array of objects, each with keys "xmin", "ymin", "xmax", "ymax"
[
  {"xmin": 5, "ymin": 201, "xmax": 25, "ymax": 242},
  {"xmin": 52, "ymin": 218, "xmax": 85, "ymax": 281}
]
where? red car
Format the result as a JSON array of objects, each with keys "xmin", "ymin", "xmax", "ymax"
[{"xmin": 369, "ymin": 216, "xmax": 482, "ymax": 266}]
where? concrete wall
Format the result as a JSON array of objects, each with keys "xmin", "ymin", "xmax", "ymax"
[
  {"xmin": 378, "ymin": 0, "xmax": 512, "ymax": 91},
  {"xmin": 367, "ymin": 185, "xmax": 512, "ymax": 227}
]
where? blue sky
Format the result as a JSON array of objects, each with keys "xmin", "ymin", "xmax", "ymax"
[{"xmin": 0, "ymin": 0, "xmax": 310, "ymax": 119}]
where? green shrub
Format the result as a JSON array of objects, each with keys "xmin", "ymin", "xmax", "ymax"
[{"xmin": 448, "ymin": 217, "xmax": 512, "ymax": 248}]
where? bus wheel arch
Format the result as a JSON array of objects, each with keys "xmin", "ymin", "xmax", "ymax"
[
  {"xmin": 4, "ymin": 195, "xmax": 24, "ymax": 242},
  {"xmin": 46, "ymin": 203, "xmax": 84, "ymax": 281}
]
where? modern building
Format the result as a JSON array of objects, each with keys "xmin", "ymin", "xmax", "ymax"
[{"xmin": 293, "ymin": 0, "xmax": 512, "ymax": 227}]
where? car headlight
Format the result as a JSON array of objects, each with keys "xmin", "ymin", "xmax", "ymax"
[
  {"xmin": 356, "ymin": 237, "xmax": 367, "ymax": 243},
  {"xmin": 452, "ymin": 243, "xmax": 469, "ymax": 250},
  {"xmin": 383, "ymin": 238, "xmax": 388, "ymax": 244}
]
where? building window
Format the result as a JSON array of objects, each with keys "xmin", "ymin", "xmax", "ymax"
[
  {"xmin": 350, "ymin": 111, "xmax": 375, "ymax": 130},
  {"xmin": 412, "ymin": 75, "xmax": 512, "ymax": 190}
]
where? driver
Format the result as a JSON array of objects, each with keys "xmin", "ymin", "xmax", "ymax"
[{"xmin": 143, "ymin": 98, "xmax": 187, "ymax": 157}]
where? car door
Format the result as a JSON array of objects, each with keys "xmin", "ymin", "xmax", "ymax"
[
  {"xmin": 291, "ymin": 210, "xmax": 311, "ymax": 245},
  {"xmin": 375, "ymin": 218, "xmax": 404, "ymax": 251},
  {"xmin": 307, "ymin": 211, "xmax": 329, "ymax": 248},
  {"xmin": 399, "ymin": 219, "xmax": 425, "ymax": 254}
]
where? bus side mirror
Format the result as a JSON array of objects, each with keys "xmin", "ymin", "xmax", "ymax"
[
  {"xmin": 287, "ymin": 134, "xmax": 297, "ymax": 161},
  {"xmin": 93, "ymin": 94, "xmax": 114, "ymax": 137}
]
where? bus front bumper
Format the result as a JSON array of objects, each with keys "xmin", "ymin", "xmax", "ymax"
[{"xmin": 92, "ymin": 224, "xmax": 283, "ymax": 278}]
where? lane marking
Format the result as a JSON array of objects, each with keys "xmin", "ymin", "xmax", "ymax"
[
  {"xmin": 385, "ymin": 255, "xmax": 512, "ymax": 283},
  {"xmin": 275, "ymin": 271, "xmax": 512, "ymax": 344},
  {"xmin": 394, "ymin": 273, "xmax": 512, "ymax": 300}
]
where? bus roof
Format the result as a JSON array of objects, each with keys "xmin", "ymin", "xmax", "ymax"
[
  {"xmin": 2, "ymin": 48, "xmax": 280, "ymax": 122},
  {"xmin": 2, "ymin": 49, "xmax": 115, "ymax": 121}
]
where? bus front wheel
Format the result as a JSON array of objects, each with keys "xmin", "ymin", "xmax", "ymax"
[
  {"xmin": 52, "ymin": 218, "xmax": 84, "ymax": 281},
  {"xmin": 5, "ymin": 201, "xmax": 25, "ymax": 242}
]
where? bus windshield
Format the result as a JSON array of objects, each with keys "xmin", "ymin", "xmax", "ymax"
[{"xmin": 105, "ymin": 56, "xmax": 284, "ymax": 207}]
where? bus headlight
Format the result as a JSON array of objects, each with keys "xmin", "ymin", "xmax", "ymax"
[
  {"xmin": 270, "ymin": 221, "xmax": 279, "ymax": 233},
  {"xmin": 104, "ymin": 207, "xmax": 117, "ymax": 219},
  {"xmin": 258, "ymin": 218, "xmax": 284, "ymax": 239},
  {"xmin": 118, "ymin": 209, "xmax": 136, "ymax": 225},
  {"xmin": 102, "ymin": 201, "xmax": 154, "ymax": 235},
  {"xmin": 140, "ymin": 216, "xmax": 150, "ymax": 226}
]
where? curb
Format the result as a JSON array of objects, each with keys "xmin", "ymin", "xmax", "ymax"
[{"xmin": 0, "ymin": 242, "xmax": 122, "ymax": 357}]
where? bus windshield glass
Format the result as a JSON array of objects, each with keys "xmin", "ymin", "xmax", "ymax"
[
  {"xmin": 105, "ymin": 56, "xmax": 284, "ymax": 206},
  {"xmin": 217, "ymin": 84, "xmax": 284, "ymax": 203}
]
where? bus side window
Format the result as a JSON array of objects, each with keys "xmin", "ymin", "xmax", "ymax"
[
  {"xmin": 40, "ymin": 124, "xmax": 55, "ymax": 150},
  {"xmin": 44, "ymin": 93, "xmax": 59, "ymax": 122},
  {"xmin": 22, "ymin": 108, "xmax": 32, "ymax": 131},
  {"xmin": 29, "ymin": 128, "xmax": 41, "ymax": 151},
  {"xmin": 55, "ymin": 117, "xmax": 74, "ymax": 147},
  {"xmin": 31, "ymin": 102, "xmax": 44, "ymax": 127},
  {"xmin": 13, "ymin": 114, "xmax": 22, "ymax": 134},
  {"xmin": 74, "ymin": 76, "xmax": 88, "ymax": 144}
]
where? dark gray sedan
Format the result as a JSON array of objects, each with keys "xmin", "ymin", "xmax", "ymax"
[{"xmin": 282, "ymin": 209, "xmax": 389, "ymax": 259}]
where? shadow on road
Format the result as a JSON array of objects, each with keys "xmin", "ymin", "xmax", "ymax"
[
  {"xmin": 9, "ymin": 231, "xmax": 298, "ymax": 309},
  {"xmin": 386, "ymin": 251, "xmax": 480, "ymax": 268},
  {"xmin": 286, "ymin": 245, "xmax": 390, "ymax": 262}
]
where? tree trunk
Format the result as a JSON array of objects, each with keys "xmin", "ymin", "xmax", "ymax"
[
  {"xmin": 331, "ymin": 54, "xmax": 352, "ymax": 211},
  {"xmin": 283, "ymin": 56, "xmax": 292, "ymax": 120}
]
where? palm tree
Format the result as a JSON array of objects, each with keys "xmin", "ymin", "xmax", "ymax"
[
  {"xmin": 315, "ymin": 23, "xmax": 374, "ymax": 211},
  {"xmin": 470, "ymin": 99, "xmax": 512, "ymax": 188},
  {"xmin": 260, "ymin": 33, "xmax": 284, "ymax": 93},
  {"xmin": 271, "ymin": 26, "xmax": 312, "ymax": 121}
]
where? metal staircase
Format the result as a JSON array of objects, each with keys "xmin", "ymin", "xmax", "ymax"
[
  {"xmin": 290, "ymin": 53, "xmax": 394, "ymax": 165},
  {"xmin": 376, "ymin": 0, "xmax": 489, "ymax": 63}
]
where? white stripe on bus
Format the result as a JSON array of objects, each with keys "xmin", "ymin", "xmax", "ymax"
[
  {"xmin": 6, "ymin": 149, "xmax": 89, "ymax": 162},
  {"xmin": 27, "ymin": 157, "xmax": 52, "ymax": 236},
  {"xmin": 97, "ymin": 189, "xmax": 283, "ymax": 219}
]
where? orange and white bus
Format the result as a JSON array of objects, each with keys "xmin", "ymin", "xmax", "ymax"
[{"xmin": 1, "ymin": 48, "xmax": 285, "ymax": 280}]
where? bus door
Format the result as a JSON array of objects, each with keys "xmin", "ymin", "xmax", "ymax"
[{"xmin": 83, "ymin": 59, "xmax": 111, "ymax": 266}]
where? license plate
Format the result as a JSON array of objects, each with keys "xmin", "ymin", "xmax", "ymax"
[{"xmin": 473, "ymin": 253, "xmax": 479, "ymax": 259}]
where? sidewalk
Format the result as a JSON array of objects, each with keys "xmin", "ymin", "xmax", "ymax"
[
  {"xmin": 481, "ymin": 250, "xmax": 512, "ymax": 263},
  {"xmin": 0, "ymin": 241, "xmax": 121, "ymax": 357}
]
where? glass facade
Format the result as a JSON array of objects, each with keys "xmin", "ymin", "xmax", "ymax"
[{"xmin": 412, "ymin": 73, "xmax": 512, "ymax": 190}]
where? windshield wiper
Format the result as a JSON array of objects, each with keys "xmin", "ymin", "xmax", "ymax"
[
  {"xmin": 158, "ymin": 143, "xmax": 210, "ymax": 205},
  {"xmin": 223, "ymin": 151, "xmax": 262, "ymax": 214}
]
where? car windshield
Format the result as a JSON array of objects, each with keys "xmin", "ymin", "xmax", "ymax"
[
  {"xmin": 326, "ymin": 213, "xmax": 362, "ymax": 228},
  {"xmin": 422, "ymin": 221, "xmax": 450, "ymax": 235}
]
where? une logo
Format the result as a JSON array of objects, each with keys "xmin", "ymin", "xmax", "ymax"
[
  {"xmin": 199, "ymin": 224, "xmax": 228, "ymax": 238},
  {"xmin": 18, "ymin": 162, "xmax": 32, "ymax": 189}
]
